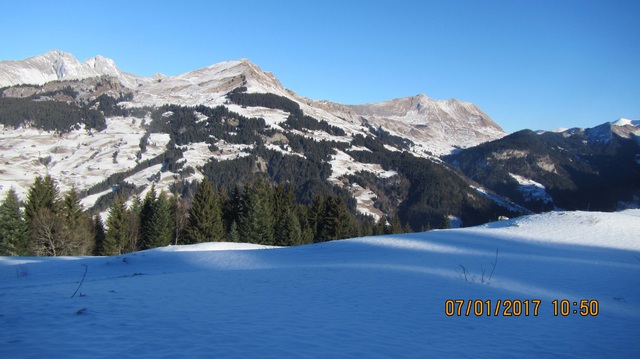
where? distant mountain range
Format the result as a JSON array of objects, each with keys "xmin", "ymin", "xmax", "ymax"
[{"xmin": 1, "ymin": 50, "xmax": 638, "ymax": 228}]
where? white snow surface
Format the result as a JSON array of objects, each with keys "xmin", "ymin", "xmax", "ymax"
[{"xmin": 1, "ymin": 209, "xmax": 639, "ymax": 358}]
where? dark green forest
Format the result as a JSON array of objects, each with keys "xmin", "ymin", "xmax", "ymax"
[
  {"xmin": 0, "ymin": 175, "xmax": 411, "ymax": 257},
  {"xmin": 445, "ymin": 127, "xmax": 640, "ymax": 212}
]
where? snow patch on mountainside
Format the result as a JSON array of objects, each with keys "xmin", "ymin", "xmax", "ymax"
[
  {"xmin": 509, "ymin": 173, "xmax": 553, "ymax": 204},
  {"xmin": 612, "ymin": 118, "xmax": 640, "ymax": 127},
  {"xmin": 178, "ymin": 142, "xmax": 216, "ymax": 171},
  {"xmin": 328, "ymin": 150, "xmax": 397, "ymax": 183},
  {"xmin": 348, "ymin": 183, "xmax": 384, "ymax": 221},
  {"xmin": 472, "ymin": 186, "xmax": 532, "ymax": 214},
  {"xmin": 225, "ymin": 104, "xmax": 289, "ymax": 130}
]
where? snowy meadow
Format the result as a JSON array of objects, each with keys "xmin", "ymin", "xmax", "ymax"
[{"xmin": 1, "ymin": 210, "xmax": 639, "ymax": 358}]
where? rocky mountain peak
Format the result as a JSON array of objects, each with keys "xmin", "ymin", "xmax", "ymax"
[
  {"xmin": 0, "ymin": 51, "xmax": 147, "ymax": 89},
  {"xmin": 345, "ymin": 94, "xmax": 506, "ymax": 154}
]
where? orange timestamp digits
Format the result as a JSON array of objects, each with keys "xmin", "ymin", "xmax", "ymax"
[{"xmin": 444, "ymin": 299, "xmax": 542, "ymax": 317}]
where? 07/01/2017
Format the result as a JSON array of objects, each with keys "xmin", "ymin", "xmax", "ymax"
[
  {"xmin": 445, "ymin": 299, "xmax": 600, "ymax": 317},
  {"xmin": 445, "ymin": 299, "xmax": 541, "ymax": 317}
]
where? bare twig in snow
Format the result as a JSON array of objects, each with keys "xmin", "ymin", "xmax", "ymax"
[{"xmin": 71, "ymin": 264, "xmax": 88, "ymax": 298}]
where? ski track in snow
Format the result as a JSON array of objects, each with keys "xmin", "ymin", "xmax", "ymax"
[{"xmin": 1, "ymin": 210, "xmax": 639, "ymax": 358}]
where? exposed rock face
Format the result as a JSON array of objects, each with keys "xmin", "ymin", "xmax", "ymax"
[
  {"xmin": 0, "ymin": 50, "xmax": 148, "ymax": 89},
  {"xmin": 347, "ymin": 94, "xmax": 505, "ymax": 154}
]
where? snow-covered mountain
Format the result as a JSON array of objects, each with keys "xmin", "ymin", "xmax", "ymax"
[
  {"xmin": 446, "ymin": 120, "xmax": 640, "ymax": 212},
  {"xmin": 1, "ymin": 51, "xmax": 637, "ymax": 225},
  {"xmin": 0, "ymin": 51, "xmax": 516, "ymax": 224},
  {"xmin": 0, "ymin": 51, "xmax": 506, "ymax": 155},
  {"xmin": 2, "ymin": 209, "xmax": 639, "ymax": 357},
  {"xmin": 0, "ymin": 50, "xmax": 148, "ymax": 89},
  {"xmin": 348, "ymin": 94, "xmax": 505, "ymax": 155}
]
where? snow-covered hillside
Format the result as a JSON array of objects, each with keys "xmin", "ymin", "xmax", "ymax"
[
  {"xmin": 1, "ymin": 210, "xmax": 639, "ymax": 357},
  {"xmin": 0, "ymin": 118, "xmax": 169, "ymax": 206},
  {"xmin": 0, "ymin": 51, "xmax": 513, "ymax": 221},
  {"xmin": 0, "ymin": 51, "xmax": 506, "ymax": 156}
]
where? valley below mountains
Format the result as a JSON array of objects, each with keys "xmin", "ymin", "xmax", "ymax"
[{"xmin": 1, "ymin": 50, "xmax": 639, "ymax": 232}]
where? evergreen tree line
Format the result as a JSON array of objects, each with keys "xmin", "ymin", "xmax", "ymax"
[
  {"xmin": 0, "ymin": 176, "xmax": 411, "ymax": 257},
  {"xmin": 0, "ymin": 96, "xmax": 106, "ymax": 133},
  {"xmin": 0, "ymin": 176, "xmax": 94, "ymax": 256}
]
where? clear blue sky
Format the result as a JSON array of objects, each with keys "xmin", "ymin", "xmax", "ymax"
[{"xmin": 1, "ymin": 0, "xmax": 638, "ymax": 133}]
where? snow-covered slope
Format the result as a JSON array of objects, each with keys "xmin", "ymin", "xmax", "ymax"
[
  {"xmin": 133, "ymin": 58, "xmax": 293, "ymax": 108},
  {"xmin": 0, "ymin": 117, "xmax": 169, "ymax": 207},
  {"xmin": 1, "ymin": 209, "xmax": 639, "ymax": 357}
]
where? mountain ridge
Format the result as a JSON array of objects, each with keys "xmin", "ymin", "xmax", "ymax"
[
  {"xmin": 0, "ymin": 51, "xmax": 505, "ymax": 155},
  {"xmin": 1, "ymin": 51, "xmax": 637, "ymax": 227},
  {"xmin": 0, "ymin": 50, "xmax": 148, "ymax": 89}
]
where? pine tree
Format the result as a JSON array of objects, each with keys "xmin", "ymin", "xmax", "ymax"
[
  {"xmin": 239, "ymin": 180, "xmax": 274, "ymax": 245},
  {"xmin": 25, "ymin": 175, "xmax": 63, "ymax": 256},
  {"xmin": 316, "ymin": 196, "xmax": 357, "ymax": 242},
  {"xmin": 333, "ymin": 196, "xmax": 358, "ymax": 239},
  {"xmin": 24, "ymin": 175, "xmax": 59, "ymax": 224},
  {"xmin": 274, "ymin": 184, "xmax": 301, "ymax": 246},
  {"xmin": 389, "ymin": 214, "xmax": 403, "ymax": 234},
  {"xmin": 185, "ymin": 179, "xmax": 224, "ymax": 243},
  {"xmin": 125, "ymin": 195, "xmax": 142, "ymax": 253},
  {"xmin": 91, "ymin": 214, "xmax": 106, "ymax": 256},
  {"xmin": 29, "ymin": 207, "xmax": 65, "ymax": 256},
  {"xmin": 440, "ymin": 215, "xmax": 451, "ymax": 229},
  {"xmin": 145, "ymin": 192, "xmax": 173, "ymax": 248},
  {"xmin": 61, "ymin": 186, "xmax": 92, "ymax": 255},
  {"xmin": 374, "ymin": 216, "xmax": 387, "ymax": 235},
  {"xmin": 229, "ymin": 220, "xmax": 240, "ymax": 242},
  {"xmin": 104, "ymin": 195, "xmax": 129, "ymax": 255},
  {"xmin": 280, "ymin": 208, "xmax": 302, "ymax": 246},
  {"xmin": 307, "ymin": 194, "xmax": 325, "ymax": 240},
  {"xmin": 218, "ymin": 186, "xmax": 230, "ymax": 233},
  {"xmin": 170, "ymin": 194, "xmax": 188, "ymax": 245},
  {"xmin": 139, "ymin": 184, "xmax": 157, "ymax": 249},
  {"xmin": 0, "ymin": 188, "xmax": 28, "ymax": 256},
  {"xmin": 316, "ymin": 196, "xmax": 338, "ymax": 242},
  {"xmin": 224, "ymin": 185, "xmax": 242, "ymax": 232},
  {"xmin": 361, "ymin": 218, "xmax": 374, "ymax": 237}
]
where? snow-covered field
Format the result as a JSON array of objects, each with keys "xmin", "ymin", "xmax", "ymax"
[{"xmin": 1, "ymin": 210, "xmax": 639, "ymax": 358}]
